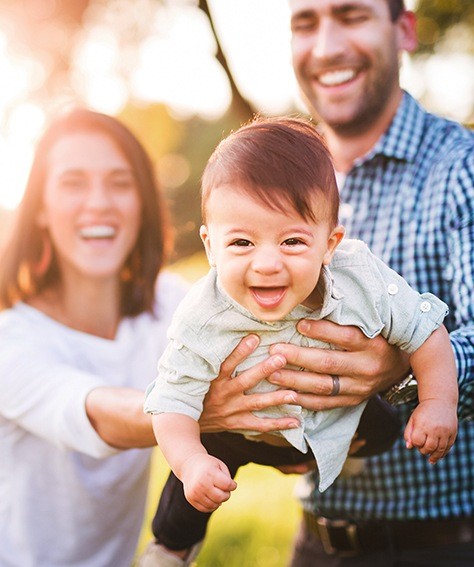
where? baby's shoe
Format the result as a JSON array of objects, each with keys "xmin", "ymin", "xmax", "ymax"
[{"xmin": 137, "ymin": 540, "xmax": 202, "ymax": 567}]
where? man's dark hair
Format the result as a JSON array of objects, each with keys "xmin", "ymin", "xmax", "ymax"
[{"xmin": 388, "ymin": 0, "xmax": 406, "ymax": 21}]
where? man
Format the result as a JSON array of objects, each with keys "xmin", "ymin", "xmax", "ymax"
[{"xmin": 267, "ymin": 1, "xmax": 474, "ymax": 565}]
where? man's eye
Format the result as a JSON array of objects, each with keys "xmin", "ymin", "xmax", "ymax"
[
  {"xmin": 341, "ymin": 11, "xmax": 369, "ymax": 24},
  {"xmin": 291, "ymin": 19, "xmax": 316, "ymax": 33},
  {"xmin": 231, "ymin": 239, "xmax": 252, "ymax": 247}
]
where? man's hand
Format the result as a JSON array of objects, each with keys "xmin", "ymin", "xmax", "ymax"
[
  {"xmin": 268, "ymin": 320, "xmax": 410, "ymax": 411},
  {"xmin": 200, "ymin": 335, "xmax": 300, "ymax": 433}
]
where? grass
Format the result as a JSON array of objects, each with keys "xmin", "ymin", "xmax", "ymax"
[
  {"xmin": 133, "ymin": 253, "xmax": 303, "ymax": 566},
  {"xmin": 134, "ymin": 450, "xmax": 302, "ymax": 567}
]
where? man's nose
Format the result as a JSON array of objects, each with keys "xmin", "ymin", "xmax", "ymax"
[{"xmin": 311, "ymin": 18, "xmax": 345, "ymax": 61}]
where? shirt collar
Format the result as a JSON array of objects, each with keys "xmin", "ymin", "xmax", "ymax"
[{"xmin": 354, "ymin": 91, "xmax": 426, "ymax": 167}]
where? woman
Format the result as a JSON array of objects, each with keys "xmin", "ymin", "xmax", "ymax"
[{"xmin": 0, "ymin": 109, "xmax": 299, "ymax": 567}]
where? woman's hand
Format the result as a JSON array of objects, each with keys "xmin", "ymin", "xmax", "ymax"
[
  {"xmin": 268, "ymin": 319, "xmax": 410, "ymax": 411},
  {"xmin": 200, "ymin": 335, "xmax": 300, "ymax": 433}
]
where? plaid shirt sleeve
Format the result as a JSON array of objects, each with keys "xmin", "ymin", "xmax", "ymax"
[{"xmin": 444, "ymin": 145, "xmax": 474, "ymax": 419}]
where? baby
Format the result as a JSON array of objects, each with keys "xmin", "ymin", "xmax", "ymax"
[{"xmin": 143, "ymin": 117, "xmax": 458, "ymax": 566}]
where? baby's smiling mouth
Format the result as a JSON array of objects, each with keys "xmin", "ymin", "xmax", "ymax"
[{"xmin": 250, "ymin": 286, "xmax": 287, "ymax": 308}]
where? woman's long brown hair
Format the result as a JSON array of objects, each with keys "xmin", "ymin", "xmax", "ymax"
[{"xmin": 0, "ymin": 108, "xmax": 172, "ymax": 316}]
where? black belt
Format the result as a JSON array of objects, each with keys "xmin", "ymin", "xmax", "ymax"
[{"xmin": 303, "ymin": 511, "xmax": 474, "ymax": 556}]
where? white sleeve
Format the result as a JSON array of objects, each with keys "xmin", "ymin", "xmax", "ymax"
[{"xmin": 0, "ymin": 339, "xmax": 118, "ymax": 459}]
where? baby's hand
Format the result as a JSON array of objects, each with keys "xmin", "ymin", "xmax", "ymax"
[
  {"xmin": 404, "ymin": 399, "xmax": 458, "ymax": 464},
  {"xmin": 180, "ymin": 453, "xmax": 237, "ymax": 513}
]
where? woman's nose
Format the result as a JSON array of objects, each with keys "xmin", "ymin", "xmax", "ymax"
[{"xmin": 84, "ymin": 179, "xmax": 112, "ymax": 209}]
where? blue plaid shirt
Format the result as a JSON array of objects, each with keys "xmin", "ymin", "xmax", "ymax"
[{"xmin": 304, "ymin": 92, "xmax": 474, "ymax": 521}]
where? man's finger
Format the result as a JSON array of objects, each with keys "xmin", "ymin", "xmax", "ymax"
[
  {"xmin": 296, "ymin": 319, "xmax": 369, "ymax": 351},
  {"xmin": 270, "ymin": 343, "xmax": 360, "ymax": 377},
  {"xmin": 230, "ymin": 354, "xmax": 287, "ymax": 392},
  {"xmin": 292, "ymin": 393, "xmax": 364, "ymax": 411},
  {"xmin": 218, "ymin": 335, "xmax": 260, "ymax": 379},
  {"xmin": 228, "ymin": 415, "xmax": 300, "ymax": 433}
]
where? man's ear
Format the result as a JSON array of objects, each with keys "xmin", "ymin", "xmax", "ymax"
[
  {"xmin": 396, "ymin": 10, "xmax": 418, "ymax": 54},
  {"xmin": 199, "ymin": 225, "xmax": 215, "ymax": 267},
  {"xmin": 323, "ymin": 225, "xmax": 345, "ymax": 265}
]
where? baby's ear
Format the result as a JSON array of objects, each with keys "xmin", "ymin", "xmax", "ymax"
[
  {"xmin": 199, "ymin": 225, "xmax": 216, "ymax": 267},
  {"xmin": 323, "ymin": 225, "xmax": 345, "ymax": 265}
]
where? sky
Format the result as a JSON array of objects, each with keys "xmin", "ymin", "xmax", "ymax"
[{"xmin": 0, "ymin": 0, "xmax": 473, "ymax": 210}]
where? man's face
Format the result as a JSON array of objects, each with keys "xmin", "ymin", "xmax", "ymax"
[{"xmin": 289, "ymin": 0, "xmax": 413, "ymax": 135}]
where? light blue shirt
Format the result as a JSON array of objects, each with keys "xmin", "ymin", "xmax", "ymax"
[{"xmin": 145, "ymin": 239, "xmax": 447, "ymax": 491}]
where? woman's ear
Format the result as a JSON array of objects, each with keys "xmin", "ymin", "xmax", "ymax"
[
  {"xmin": 199, "ymin": 225, "xmax": 216, "ymax": 267},
  {"xmin": 323, "ymin": 225, "xmax": 345, "ymax": 265}
]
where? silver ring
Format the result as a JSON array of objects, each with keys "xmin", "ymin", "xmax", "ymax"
[{"xmin": 330, "ymin": 375, "xmax": 340, "ymax": 396}]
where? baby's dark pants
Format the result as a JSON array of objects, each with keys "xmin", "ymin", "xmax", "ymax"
[{"xmin": 151, "ymin": 396, "xmax": 401, "ymax": 551}]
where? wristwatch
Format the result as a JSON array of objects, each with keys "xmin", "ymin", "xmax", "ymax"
[{"xmin": 382, "ymin": 373, "xmax": 418, "ymax": 406}]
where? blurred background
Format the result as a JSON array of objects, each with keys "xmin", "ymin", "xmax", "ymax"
[
  {"xmin": 0, "ymin": 1, "xmax": 472, "ymax": 565},
  {"xmin": 0, "ymin": 0, "xmax": 473, "ymax": 259}
]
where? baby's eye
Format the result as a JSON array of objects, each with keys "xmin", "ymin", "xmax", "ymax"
[
  {"xmin": 283, "ymin": 238, "xmax": 305, "ymax": 246},
  {"xmin": 231, "ymin": 239, "xmax": 252, "ymax": 247}
]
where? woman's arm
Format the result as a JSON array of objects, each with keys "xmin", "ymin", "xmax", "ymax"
[
  {"xmin": 85, "ymin": 387, "xmax": 156, "ymax": 449},
  {"xmin": 86, "ymin": 335, "xmax": 301, "ymax": 450}
]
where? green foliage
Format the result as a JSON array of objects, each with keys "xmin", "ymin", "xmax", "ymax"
[{"xmin": 415, "ymin": 0, "xmax": 474, "ymax": 53}]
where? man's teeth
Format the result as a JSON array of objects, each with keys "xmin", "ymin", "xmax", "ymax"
[
  {"xmin": 79, "ymin": 226, "xmax": 116, "ymax": 239},
  {"xmin": 319, "ymin": 69, "xmax": 356, "ymax": 86}
]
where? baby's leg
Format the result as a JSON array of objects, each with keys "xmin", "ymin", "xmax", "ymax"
[{"xmin": 151, "ymin": 432, "xmax": 311, "ymax": 550}]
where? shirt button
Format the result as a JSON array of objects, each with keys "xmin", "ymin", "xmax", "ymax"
[
  {"xmin": 420, "ymin": 301, "xmax": 432, "ymax": 313},
  {"xmin": 387, "ymin": 284, "xmax": 399, "ymax": 295},
  {"xmin": 174, "ymin": 340, "xmax": 184, "ymax": 349}
]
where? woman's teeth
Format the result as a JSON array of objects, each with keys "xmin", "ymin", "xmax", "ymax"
[{"xmin": 79, "ymin": 225, "xmax": 116, "ymax": 239}]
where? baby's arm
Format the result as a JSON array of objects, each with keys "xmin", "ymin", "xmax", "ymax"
[
  {"xmin": 152, "ymin": 413, "xmax": 237, "ymax": 512},
  {"xmin": 404, "ymin": 325, "xmax": 458, "ymax": 464}
]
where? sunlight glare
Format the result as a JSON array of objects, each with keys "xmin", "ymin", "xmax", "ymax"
[
  {"xmin": 131, "ymin": 5, "xmax": 231, "ymax": 119},
  {"xmin": 0, "ymin": 103, "xmax": 45, "ymax": 210}
]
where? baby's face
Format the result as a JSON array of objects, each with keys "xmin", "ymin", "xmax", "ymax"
[{"xmin": 200, "ymin": 184, "xmax": 343, "ymax": 322}]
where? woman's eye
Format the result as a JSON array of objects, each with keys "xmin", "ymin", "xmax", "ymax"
[
  {"xmin": 59, "ymin": 177, "xmax": 85, "ymax": 191},
  {"xmin": 109, "ymin": 175, "xmax": 135, "ymax": 190},
  {"xmin": 231, "ymin": 239, "xmax": 252, "ymax": 247}
]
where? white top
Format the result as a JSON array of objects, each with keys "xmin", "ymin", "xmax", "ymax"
[{"xmin": 0, "ymin": 273, "xmax": 186, "ymax": 567}]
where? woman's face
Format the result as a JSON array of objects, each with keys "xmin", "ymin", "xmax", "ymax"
[{"xmin": 38, "ymin": 130, "xmax": 142, "ymax": 284}]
